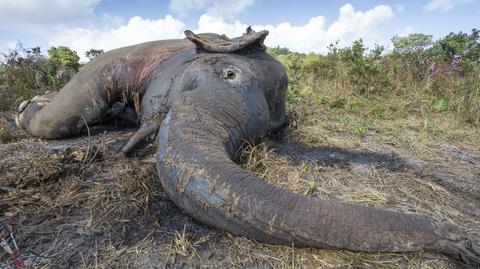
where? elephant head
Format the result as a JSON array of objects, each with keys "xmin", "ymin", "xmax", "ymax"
[{"xmin": 156, "ymin": 29, "xmax": 479, "ymax": 265}]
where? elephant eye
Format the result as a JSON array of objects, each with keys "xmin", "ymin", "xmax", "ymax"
[{"xmin": 221, "ymin": 67, "xmax": 238, "ymax": 80}]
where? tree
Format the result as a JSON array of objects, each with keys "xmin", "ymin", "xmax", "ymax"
[
  {"xmin": 437, "ymin": 29, "xmax": 480, "ymax": 61},
  {"xmin": 370, "ymin": 44, "xmax": 385, "ymax": 59},
  {"xmin": 391, "ymin": 33, "xmax": 433, "ymax": 54},
  {"xmin": 267, "ymin": 46, "xmax": 291, "ymax": 56},
  {"xmin": 302, "ymin": 52, "xmax": 322, "ymax": 73},
  {"xmin": 47, "ymin": 46, "xmax": 80, "ymax": 71},
  {"xmin": 339, "ymin": 39, "xmax": 367, "ymax": 62},
  {"xmin": 0, "ymin": 43, "xmax": 48, "ymax": 110},
  {"xmin": 31, "ymin": 46, "xmax": 41, "ymax": 56},
  {"xmin": 85, "ymin": 49, "xmax": 104, "ymax": 61}
]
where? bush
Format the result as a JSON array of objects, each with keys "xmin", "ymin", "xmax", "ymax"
[
  {"xmin": 267, "ymin": 29, "xmax": 480, "ymax": 125},
  {"xmin": 275, "ymin": 52, "xmax": 305, "ymax": 103},
  {"xmin": 48, "ymin": 46, "xmax": 80, "ymax": 71},
  {"xmin": 392, "ymin": 33, "xmax": 433, "ymax": 54},
  {"xmin": 0, "ymin": 43, "xmax": 45, "ymax": 110},
  {"xmin": 437, "ymin": 29, "xmax": 480, "ymax": 62},
  {"xmin": 338, "ymin": 39, "xmax": 390, "ymax": 94},
  {"xmin": 0, "ymin": 43, "xmax": 79, "ymax": 111},
  {"xmin": 85, "ymin": 49, "xmax": 104, "ymax": 61},
  {"xmin": 455, "ymin": 66, "xmax": 480, "ymax": 124},
  {"xmin": 302, "ymin": 53, "xmax": 338, "ymax": 80}
]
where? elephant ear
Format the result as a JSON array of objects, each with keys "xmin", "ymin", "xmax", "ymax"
[{"xmin": 185, "ymin": 26, "xmax": 268, "ymax": 53}]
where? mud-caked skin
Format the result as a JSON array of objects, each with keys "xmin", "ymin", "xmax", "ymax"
[{"xmin": 16, "ymin": 28, "xmax": 479, "ymax": 266}]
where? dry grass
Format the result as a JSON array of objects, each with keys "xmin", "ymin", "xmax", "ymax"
[
  {"xmin": 0, "ymin": 97, "xmax": 479, "ymax": 269},
  {"xmin": 171, "ymin": 226, "xmax": 210, "ymax": 259},
  {"xmin": 0, "ymin": 127, "xmax": 166, "ymax": 268},
  {"xmin": 0, "ymin": 119, "xmax": 14, "ymax": 143},
  {"xmin": 231, "ymin": 109, "xmax": 479, "ymax": 268}
]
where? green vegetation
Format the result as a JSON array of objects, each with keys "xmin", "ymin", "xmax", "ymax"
[
  {"xmin": 304, "ymin": 180, "xmax": 316, "ymax": 196},
  {"xmin": 85, "ymin": 48, "xmax": 104, "ymax": 60},
  {"xmin": 0, "ymin": 121, "xmax": 14, "ymax": 143},
  {"xmin": 268, "ymin": 28, "xmax": 480, "ymax": 127},
  {"xmin": 391, "ymin": 33, "xmax": 433, "ymax": 54},
  {"xmin": 47, "ymin": 46, "xmax": 80, "ymax": 71},
  {"xmin": 0, "ymin": 44, "xmax": 86, "ymax": 110}
]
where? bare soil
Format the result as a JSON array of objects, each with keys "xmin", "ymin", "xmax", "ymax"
[{"xmin": 1, "ymin": 109, "xmax": 479, "ymax": 269}]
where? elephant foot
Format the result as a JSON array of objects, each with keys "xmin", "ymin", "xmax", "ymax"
[
  {"xmin": 430, "ymin": 222, "xmax": 480, "ymax": 266},
  {"xmin": 15, "ymin": 91, "xmax": 57, "ymax": 130}
]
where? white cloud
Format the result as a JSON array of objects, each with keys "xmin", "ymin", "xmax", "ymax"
[
  {"xmin": 0, "ymin": 0, "xmax": 100, "ymax": 27},
  {"xmin": 395, "ymin": 4, "xmax": 405, "ymax": 12},
  {"xmin": 46, "ymin": 4, "xmax": 397, "ymax": 61},
  {"xmin": 1, "ymin": 41, "xmax": 18, "ymax": 51},
  {"xmin": 6, "ymin": 41, "xmax": 17, "ymax": 49},
  {"xmin": 399, "ymin": 26, "xmax": 413, "ymax": 37},
  {"xmin": 195, "ymin": 14, "xmax": 249, "ymax": 36},
  {"xmin": 327, "ymin": 4, "xmax": 394, "ymax": 42},
  {"xmin": 169, "ymin": 0, "xmax": 255, "ymax": 18},
  {"xmin": 195, "ymin": 4, "xmax": 395, "ymax": 54},
  {"xmin": 47, "ymin": 15, "xmax": 186, "ymax": 61},
  {"xmin": 423, "ymin": 0, "xmax": 473, "ymax": 12}
]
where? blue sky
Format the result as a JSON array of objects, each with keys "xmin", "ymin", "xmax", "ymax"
[{"xmin": 0, "ymin": 0, "xmax": 478, "ymax": 61}]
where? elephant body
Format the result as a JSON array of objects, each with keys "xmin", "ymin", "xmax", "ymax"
[{"xmin": 16, "ymin": 28, "xmax": 479, "ymax": 266}]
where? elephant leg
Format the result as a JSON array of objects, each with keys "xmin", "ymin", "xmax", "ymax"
[{"xmin": 16, "ymin": 69, "xmax": 112, "ymax": 139}]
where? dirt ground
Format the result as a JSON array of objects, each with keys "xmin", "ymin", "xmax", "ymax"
[{"xmin": 1, "ymin": 107, "xmax": 479, "ymax": 269}]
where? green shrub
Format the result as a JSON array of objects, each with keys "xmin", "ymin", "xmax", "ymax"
[
  {"xmin": 338, "ymin": 39, "xmax": 390, "ymax": 94},
  {"xmin": 275, "ymin": 53, "xmax": 305, "ymax": 103},
  {"xmin": 266, "ymin": 28, "xmax": 480, "ymax": 125},
  {"xmin": 0, "ymin": 120, "xmax": 14, "ymax": 143},
  {"xmin": 437, "ymin": 29, "xmax": 480, "ymax": 62},
  {"xmin": 85, "ymin": 49, "xmax": 104, "ymax": 61},
  {"xmin": 48, "ymin": 46, "xmax": 80, "ymax": 71},
  {"xmin": 454, "ymin": 67, "xmax": 480, "ymax": 124},
  {"xmin": 267, "ymin": 46, "xmax": 291, "ymax": 56},
  {"xmin": 0, "ymin": 43, "xmax": 44, "ymax": 110},
  {"xmin": 302, "ymin": 53, "xmax": 338, "ymax": 80},
  {"xmin": 0, "ymin": 43, "xmax": 80, "ymax": 111},
  {"xmin": 391, "ymin": 33, "xmax": 433, "ymax": 54}
]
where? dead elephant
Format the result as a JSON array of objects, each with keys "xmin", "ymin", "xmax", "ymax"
[{"xmin": 16, "ymin": 28, "xmax": 480, "ymax": 266}]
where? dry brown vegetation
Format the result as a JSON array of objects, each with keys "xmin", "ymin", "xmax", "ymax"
[{"xmin": 1, "ymin": 91, "xmax": 479, "ymax": 268}]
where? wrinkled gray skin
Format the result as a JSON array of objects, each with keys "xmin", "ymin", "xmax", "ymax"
[{"xmin": 16, "ymin": 28, "xmax": 479, "ymax": 266}]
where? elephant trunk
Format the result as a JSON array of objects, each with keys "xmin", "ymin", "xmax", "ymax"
[{"xmin": 156, "ymin": 88, "xmax": 479, "ymax": 264}]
